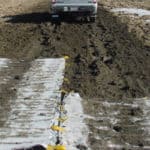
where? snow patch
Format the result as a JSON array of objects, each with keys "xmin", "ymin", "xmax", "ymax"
[
  {"xmin": 63, "ymin": 93, "xmax": 90, "ymax": 150},
  {"xmin": 136, "ymin": 98, "xmax": 150, "ymax": 137},
  {"xmin": 111, "ymin": 8, "xmax": 150, "ymax": 17},
  {"xmin": 146, "ymin": 19, "xmax": 150, "ymax": 23},
  {"xmin": 0, "ymin": 58, "xmax": 10, "ymax": 70},
  {"xmin": 0, "ymin": 58, "xmax": 11, "ymax": 84}
]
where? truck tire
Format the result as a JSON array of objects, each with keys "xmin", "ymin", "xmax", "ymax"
[{"xmin": 90, "ymin": 16, "xmax": 96, "ymax": 23}]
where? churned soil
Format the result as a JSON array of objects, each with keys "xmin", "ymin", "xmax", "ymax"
[
  {"xmin": 0, "ymin": 0, "xmax": 149, "ymax": 100},
  {"xmin": 100, "ymin": 0, "xmax": 150, "ymax": 46}
]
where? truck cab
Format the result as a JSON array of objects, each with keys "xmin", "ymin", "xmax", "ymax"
[{"xmin": 51, "ymin": 0, "xmax": 97, "ymax": 22}]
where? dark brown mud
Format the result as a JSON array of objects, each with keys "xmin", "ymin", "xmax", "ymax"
[
  {"xmin": 0, "ymin": 3, "xmax": 149, "ymax": 100},
  {"xmin": 39, "ymin": 7, "xmax": 150, "ymax": 100}
]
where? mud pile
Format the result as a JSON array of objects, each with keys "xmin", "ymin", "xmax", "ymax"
[{"xmin": 0, "ymin": 3, "xmax": 149, "ymax": 100}]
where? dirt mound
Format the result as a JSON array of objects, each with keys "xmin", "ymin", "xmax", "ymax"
[
  {"xmin": 0, "ymin": 3, "xmax": 149, "ymax": 100},
  {"xmin": 99, "ymin": 0, "xmax": 150, "ymax": 47}
]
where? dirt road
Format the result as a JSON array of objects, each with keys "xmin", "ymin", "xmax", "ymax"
[{"xmin": 0, "ymin": 0, "xmax": 150, "ymax": 149}]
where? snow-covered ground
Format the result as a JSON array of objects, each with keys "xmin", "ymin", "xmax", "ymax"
[
  {"xmin": 112, "ymin": 8, "xmax": 150, "ymax": 17},
  {"xmin": 62, "ymin": 93, "xmax": 90, "ymax": 150},
  {"xmin": 87, "ymin": 97, "xmax": 150, "ymax": 149},
  {"xmin": 0, "ymin": 58, "xmax": 90, "ymax": 150},
  {"xmin": 0, "ymin": 58, "xmax": 10, "ymax": 69},
  {"xmin": 112, "ymin": 8, "xmax": 150, "ymax": 23},
  {"xmin": 0, "ymin": 58, "xmax": 11, "ymax": 84}
]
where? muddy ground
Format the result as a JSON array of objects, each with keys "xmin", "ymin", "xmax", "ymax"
[
  {"xmin": 100, "ymin": 0, "xmax": 150, "ymax": 47},
  {"xmin": 0, "ymin": 0, "xmax": 150, "ymax": 149}
]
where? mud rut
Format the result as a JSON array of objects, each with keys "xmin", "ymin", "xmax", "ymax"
[{"xmin": 0, "ymin": 2, "xmax": 150, "ymax": 150}]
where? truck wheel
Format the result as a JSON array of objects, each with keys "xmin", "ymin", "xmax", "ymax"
[{"xmin": 90, "ymin": 17, "xmax": 96, "ymax": 23}]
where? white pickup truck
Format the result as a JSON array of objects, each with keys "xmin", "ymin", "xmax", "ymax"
[{"xmin": 51, "ymin": 0, "xmax": 98, "ymax": 22}]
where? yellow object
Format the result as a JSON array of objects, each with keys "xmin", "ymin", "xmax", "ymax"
[
  {"xmin": 57, "ymin": 117, "xmax": 68, "ymax": 122},
  {"xmin": 51, "ymin": 125, "xmax": 65, "ymax": 132},
  {"xmin": 54, "ymin": 145, "xmax": 66, "ymax": 150},
  {"xmin": 63, "ymin": 78, "xmax": 70, "ymax": 84},
  {"xmin": 59, "ymin": 105, "xmax": 64, "ymax": 112},
  {"xmin": 47, "ymin": 145, "xmax": 54, "ymax": 150},
  {"xmin": 64, "ymin": 56, "xmax": 70, "ymax": 60},
  {"xmin": 46, "ymin": 145, "xmax": 66, "ymax": 150}
]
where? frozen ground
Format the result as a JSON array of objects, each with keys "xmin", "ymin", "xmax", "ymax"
[
  {"xmin": 111, "ymin": 8, "xmax": 150, "ymax": 24},
  {"xmin": 111, "ymin": 8, "xmax": 150, "ymax": 17},
  {"xmin": 0, "ymin": 58, "xmax": 10, "ymax": 69},
  {"xmin": 0, "ymin": 58, "xmax": 11, "ymax": 84},
  {"xmin": 62, "ymin": 93, "xmax": 90, "ymax": 150}
]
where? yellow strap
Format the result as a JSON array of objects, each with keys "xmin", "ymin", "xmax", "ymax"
[
  {"xmin": 64, "ymin": 56, "xmax": 70, "ymax": 60},
  {"xmin": 51, "ymin": 125, "xmax": 65, "ymax": 132},
  {"xmin": 47, "ymin": 145, "xmax": 66, "ymax": 150},
  {"xmin": 54, "ymin": 145, "xmax": 66, "ymax": 150}
]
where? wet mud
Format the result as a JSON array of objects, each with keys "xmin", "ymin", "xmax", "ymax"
[
  {"xmin": 0, "ymin": 1, "xmax": 150, "ymax": 149},
  {"xmin": 0, "ymin": 4, "xmax": 149, "ymax": 99}
]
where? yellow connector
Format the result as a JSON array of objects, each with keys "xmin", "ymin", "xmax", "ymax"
[
  {"xmin": 64, "ymin": 56, "xmax": 70, "ymax": 60},
  {"xmin": 47, "ymin": 145, "xmax": 66, "ymax": 150},
  {"xmin": 47, "ymin": 145, "xmax": 54, "ymax": 150},
  {"xmin": 51, "ymin": 125, "xmax": 65, "ymax": 132},
  {"xmin": 54, "ymin": 145, "xmax": 66, "ymax": 150}
]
